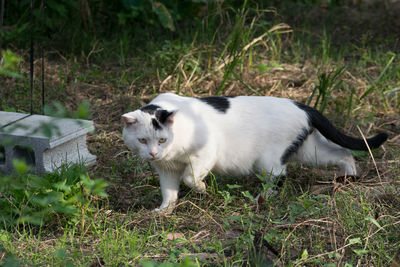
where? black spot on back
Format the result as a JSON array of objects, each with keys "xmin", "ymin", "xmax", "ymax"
[
  {"xmin": 141, "ymin": 104, "xmax": 161, "ymax": 114},
  {"xmin": 281, "ymin": 128, "xmax": 313, "ymax": 164},
  {"xmin": 198, "ymin": 96, "xmax": 231, "ymax": 113}
]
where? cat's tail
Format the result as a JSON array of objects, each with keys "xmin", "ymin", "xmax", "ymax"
[{"xmin": 295, "ymin": 102, "xmax": 388, "ymax": 151}]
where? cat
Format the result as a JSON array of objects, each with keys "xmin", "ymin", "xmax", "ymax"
[{"xmin": 121, "ymin": 93, "xmax": 387, "ymax": 213}]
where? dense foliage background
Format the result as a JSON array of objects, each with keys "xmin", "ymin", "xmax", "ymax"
[{"xmin": 0, "ymin": 0, "xmax": 399, "ymax": 266}]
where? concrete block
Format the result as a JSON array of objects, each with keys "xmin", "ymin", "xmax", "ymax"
[{"xmin": 0, "ymin": 111, "xmax": 96, "ymax": 174}]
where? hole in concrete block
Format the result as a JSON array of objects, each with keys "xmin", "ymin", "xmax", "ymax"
[
  {"xmin": 13, "ymin": 145, "xmax": 36, "ymax": 166},
  {"xmin": 0, "ymin": 145, "xmax": 5, "ymax": 164}
]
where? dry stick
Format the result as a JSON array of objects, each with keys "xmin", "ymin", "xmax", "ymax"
[
  {"xmin": 159, "ymin": 75, "xmax": 172, "ymax": 92},
  {"xmin": 280, "ymin": 218, "xmax": 334, "ymax": 258},
  {"xmin": 356, "ymin": 225, "xmax": 374, "ymax": 267},
  {"xmin": 85, "ymin": 40, "xmax": 103, "ymax": 68},
  {"xmin": 330, "ymin": 198, "xmax": 339, "ymax": 261},
  {"xmin": 295, "ymin": 220, "xmax": 400, "ymax": 266},
  {"xmin": 356, "ymin": 126, "xmax": 382, "ymax": 183},
  {"xmin": 338, "ymin": 235, "xmax": 354, "ymax": 266},
  {"xmin": 183, "ymin": 59, "xmax": 200, "ymax": 90},
  {"xmin": 174, "ymin": 200, "xmax": 224, "ymax": 233}
]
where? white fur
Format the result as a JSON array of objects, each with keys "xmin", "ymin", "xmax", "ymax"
[{"xmin": 122, "ymin": 93, "xmax": 356, "ymax": 213}]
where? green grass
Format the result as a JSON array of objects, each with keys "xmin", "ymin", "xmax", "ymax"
[{"xmin": 1, "ymin": 1, "xmax": 400, "ymax": 266}]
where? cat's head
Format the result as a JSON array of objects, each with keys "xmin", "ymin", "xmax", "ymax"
[{"xmin": 121, "ymin": 107, "xmax": 177, "ymax": 161}]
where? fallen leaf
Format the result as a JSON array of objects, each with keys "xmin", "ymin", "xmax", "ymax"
[{"xmin": 166, "ymin": 232, "xmax": 185, "ymax": 241}]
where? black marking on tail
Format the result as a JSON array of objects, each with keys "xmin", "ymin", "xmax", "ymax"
[
  {"xmin": 281, "ymin": 128, "xmax": 313, "ymax": 164},
  {"xmin": 198, "ymin": 96, "xmax": 231, "ymax": 113},
  {"xmin": 294, "ymin": 101, "xmax": 388, "ymax": 150}
]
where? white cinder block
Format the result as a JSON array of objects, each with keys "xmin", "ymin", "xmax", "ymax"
[{"xmin": 0, "ymin": 111, "xmax": 96, "ymax": 174}]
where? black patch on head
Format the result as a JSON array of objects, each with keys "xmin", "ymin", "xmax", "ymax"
[
  {"xmin": 281, "ymin": 128, "xmax": 313, "ymax": 164},
  {"xmin": 148, "ymin": 109, "xmax": 175, "ymax": 130},
  {"xmin": 198, "ymin": 96, "xmax": 231, "ymax": 113},
  {"xmin": 140, "ymin": 104, "xmax": 161, "ymax": 114},
  {"xmin": 155, "ymin": 109, "xmax": 173, "ymax": 125},
  {"xmin": 151, "ymin": 118, "xmax": 162, "ymax": 130}
]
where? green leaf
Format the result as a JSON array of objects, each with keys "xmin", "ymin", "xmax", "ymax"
[
  {"xmin": 348, "ymin": 237, "xmax": 362, "ymax": 245},
  {"xmin": 76, "ymin": 101, "xmax": 91, "ymax": 119},
  {"xmin": 301, "ymin": 249, "xmax": 308, "ymax": 260},
  {"xmin": 353, "ymin": 249, "xmax": 368, "ymax": 256},
  {"xmin": 0, "ymin": 50, "xmax": 23, "ymax": 79},
  {"xmin": 241, "ymin": 191, "xmax": 255, "ymax": 201},
  {"xmin": 54, "ymin": 248, "xmax": 67, "ymax": 259},
  {"xmin": 365, "ymin": 216, "xmax": 383, "ymax": 230},
  {"xmin": 152, "ymin": 2, "xmax": 175, "ymax": 31},
  {"xmin": 12, "ymin": 159, "xmax": 30, "ymax": 174},
  {"xmin": 1, "ymin": 254, "xmax": 21, "ymax": 267},
  {"xmin": 226, "ymin": 184, "xmax": 242, "ymax": 189}
]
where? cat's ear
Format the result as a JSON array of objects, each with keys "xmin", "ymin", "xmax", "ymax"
[
  {"xmin": 122, "ymin": 114, "xmax": 137, "ymax": 127},
  {"xmin": 165, "ymin": 110, "xmax": 178, "ymax": 125},
  {"xmin": 157, "ymin": 110, "xmax": 178, "ymax": 127}
]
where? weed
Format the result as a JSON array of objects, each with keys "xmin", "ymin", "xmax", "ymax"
[
  {"xmin": 307, "ymin": 66, "xmax": 345, "ymax": 114},
  {"xmin": 0, "ymin": 160, "xmax": 107, "ymax": 229},
  {"xmin": 1, "ymin": 0, "xmax": 399, "ymax": 266}
]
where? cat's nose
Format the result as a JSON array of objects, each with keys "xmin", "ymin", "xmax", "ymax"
[{"xmin": 149, "ymin": 152, "xmax": 158, "ymax": 158}]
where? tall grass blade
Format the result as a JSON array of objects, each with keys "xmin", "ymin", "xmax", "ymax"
[{"xmin": 360, "ymin": 54, "xmax": 395, "ymax": 99}]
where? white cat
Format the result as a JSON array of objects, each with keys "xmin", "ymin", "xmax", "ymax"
[{"xmin": 122, "ymin": 93, "xmax": 387, "ymax": 213}]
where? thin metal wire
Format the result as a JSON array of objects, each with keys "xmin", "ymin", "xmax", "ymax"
[
  {"xmin": 1, "ymin": 0, "xmax": 47, "ymax": 129},
  {"xmin": 30, "ymin": 0, "xmax": 34, "ymax": 115},
  {"xmin": 41, "ymin": 0, "xmax": 46, "ymax": 114},
  {"xmin": 0, "ymin": 114, "xmax": 32, "ymax": 130}
]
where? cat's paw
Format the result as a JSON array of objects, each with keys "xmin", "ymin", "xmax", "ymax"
[
  {"xmin": 152, "ymin": 202, "xmax": 176, "ymax": 215},
  {"xmin": 194, "ymin": 181, "xmax": 206, "ymax": 193},
  {"xmin": 152, "ymin": 207, "xmax": 173, "ymax": 215}
]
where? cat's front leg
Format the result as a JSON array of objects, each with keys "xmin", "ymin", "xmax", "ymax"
[{"xmin": 153, "ymin": 172, "xmax": 180, "ymax": 214}]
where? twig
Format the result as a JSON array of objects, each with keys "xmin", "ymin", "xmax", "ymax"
[
  {"xmin": 356, "ymin": 225, "xmax": 373, "ymax": 267},
  {"xmin": 86, "ymin": 40, "xmax": 103, "ymax": 68},
  {"xmin": 356, "ymin": 126, "xmax": 382, "ymax": 183},
  {"xmin": 113, "ymin": 150, "xmax": 131, "ymax": 158},
  {"xmin": 175, "ymin": 200, "xmax": 224, "ymax": 233},
  {"xmin": 280, "ymin": 218, "xmax": 334, "ymax": 257},
  {"xmin": 294, "ymin": 220, "xmax": 400, "ymax": 266}
]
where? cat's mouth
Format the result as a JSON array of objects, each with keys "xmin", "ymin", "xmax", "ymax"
[{"xmin": 147, "ymin": 156, "xmax": 162, "ymax": 161}]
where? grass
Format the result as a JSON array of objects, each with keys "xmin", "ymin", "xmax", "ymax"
[{"xmin": 1, "ymin": 1, "xmax": 400, "ymax": 266}]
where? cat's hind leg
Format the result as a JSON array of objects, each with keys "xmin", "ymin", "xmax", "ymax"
[
  {"xmin": 181, "ymin": 154, "xmax": 217, "ymax": 193},
  {"xmin": 181, "ymin": 165, "xmax": 209, "ymax": 193},
  {"xmin": 293, "ymin": 131, "xmax": 357, "ymax": 175},
  {"xmin": 254, "ymin": 155, "xmax": 287, "ymax": 201}
]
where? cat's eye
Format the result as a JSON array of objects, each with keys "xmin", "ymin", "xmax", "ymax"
[
  {"xmin": 138, "ymin": 138, "xmax": 147, "ymax": 144},
  {"xmin": 159, "ymin": 138, "xmax": 167, "ymax": 144}
]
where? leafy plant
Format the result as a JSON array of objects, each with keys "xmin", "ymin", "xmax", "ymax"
[
  {"xmin": 141, "ymin": 257, "xmax": 197, "ymax": 267},
  {"xmin": 307, "ymin": 66, "xmax": 345, "ymax": 114},
  {"xmin": 0, "ymin": 161, "xmax": 108, "ymax": 227},
  {"xmin": 0, "ymin": 50, "xmax": 23, "ymax": 79}
]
